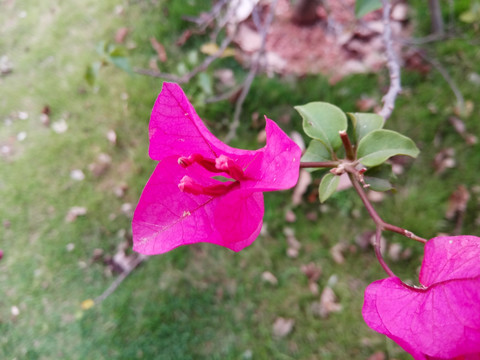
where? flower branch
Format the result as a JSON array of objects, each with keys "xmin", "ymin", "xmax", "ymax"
[
  {"xmin": 348, "ymin": 171, "xmax": 427, "ymax": 245},
  {"xmin": 378, "ymin": 0, "xmax": 402, "ymax": 121}
]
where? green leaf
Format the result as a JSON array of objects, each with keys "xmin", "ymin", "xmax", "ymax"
[
  {"xmin": 357, "ymin": 129, "xmax": 420, "ymax": 167},
  {"xmin": 364, "ymin": 176, "xmax": 393, "ymax": 192},
  {"xmin": 95, "ymin": 41, "xmax": 108, "ymax": 56},
  {"xmin": 348, "ymin": 112, "xmax": 383, "ymax": 142},
  {"xmin": 295, "ymin": 102, "xmax": 347, "ymax": 151},
  {"xmin": 355, "ymin": 0, "xmax": 382, "ymax": 18},
  {"xmin": 108, "ymin": 45, "xmax": 127, "ymax": 57},
  {"xmin": 318, "ymin": 173, "xmax": 340, "ymax": 203},
  {"xmin": 109, "ymin": 56, "xmax": 132, "ymax": 73},
  {"xmin": 197, "ymin": 72, "xmax": 213, "ymax": 95},
  {"xmin": 301, "ymin": 140, "xmax": 332, "ymax": 162},
  {"xmin": 85, "ymin": 62, "xmax": 101, "ymax": 86}
]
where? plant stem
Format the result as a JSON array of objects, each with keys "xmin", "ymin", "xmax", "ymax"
[
  {"xmin": 339, "ymin": 131, "xmax": 355, "ymax": 160},
  {"xmin": 348, "ymin": 173, "xmax": 427, "ymax": 244},
  {"xmin": 374, "ymin": 228, "xmax": 395, "ymax": 278},
  {"xmin": 300, "ymin": 161, "xmax": 339, "ymax": 168}
]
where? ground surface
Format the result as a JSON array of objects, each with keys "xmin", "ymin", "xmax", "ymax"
[{"xmin": 1, "ymin": 0, "xmax": 479, "ymax": 359}]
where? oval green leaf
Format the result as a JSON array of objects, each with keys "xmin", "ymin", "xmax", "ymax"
[
  {"xmin": 364, "ymin": 176, "xmax": 393, "ymax": 192},
  {"xmin": 357, "ymin": 129, "xmax": 420, "ymax": 167},
  {"xmin": 295, "ymin": 102, "xmax": 347, "ymax": 151},
  {"xmin": 347, "ymin": 112, "xmax": 384, "ymax": 142},
  {"xmin": 301, "ymin": 140, "xmax": 332, "ymax": 163},
  {"xmin": 318, "ymin": 173, "xmax": 340, "ymax": 203}
]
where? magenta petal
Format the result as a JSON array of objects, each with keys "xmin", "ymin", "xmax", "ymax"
[
  {"xmin": 214, "ymin": 189, "xmax": 264, "ymax": 252},
  {"xmin": 363, "ymin": 236, "xmax": 480, "ymax": 359},
  {"xmin": 149, "ymin": 82, "xmax": 259, "ymax": 162},
  {"xmin": 132, "ymin": 157, "xmax": 264, "ymax": 254},
  {"xmin": 133, "ymin": 157, "xmax": 219, "ymax": 254},
  {"xmin": 420, "ymin": 235, "xmax": 480, "ymax": 286},
  {"xmin": 243, "ymin": 118, "xmax": 302, "ymax": 191},
  {"xmin": 134, "ymin": 83, "xmax": 301, "ymax": 254}
]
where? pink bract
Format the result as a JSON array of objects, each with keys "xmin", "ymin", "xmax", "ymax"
[
  {"xmin": 132, "ymin": 83, "xmax": 301, "ymax": 255},
  {"xmin": 363, "ymin": 235, "xmax": 480, "ymax": 360}
]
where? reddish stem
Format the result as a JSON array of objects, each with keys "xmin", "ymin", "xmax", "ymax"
[
  {"xmin": 339, "ymin": 130, "xmax": 356, "ymax": 160},
  {"xmin": 348, "ymin": 174, "xmax": 427, "ymax": 244},
  {"xmin": 374, "ymin": 228, "xmax": 395, "ymax": 278},
  {"xmin": 348, "ymin": 173, "xmax": 427, "ymax": 278},
  {"xmin": 300, "ymin": 161, "xmax": 339, "ymax": 169}
]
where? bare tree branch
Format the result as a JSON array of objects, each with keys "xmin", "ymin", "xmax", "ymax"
[
  {"xmin": 224, "ymin": 0, "xmax": 278, "ymax": 142},
  {"xmin": 416, "ymin": 50, "xmax": 465, "ymax": 112},
  {"xmin": 182, "ymin": 0, "xmax": 229, "ymax": 31},
  {"xmin": 94, "ymin": 254, "xmax": 147, "ymax": 304},
  {"xmin": 378, "ymin": 0, "xmax": 402, "ymax": 122},
  {"xmin": 134, "ymin": 34, "xmax": 234, "ymax": 84}
]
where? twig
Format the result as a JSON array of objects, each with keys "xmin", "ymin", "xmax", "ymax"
[
  {"xmin": 134, "ymin": 34, "xmax": 234, "ymax": 84},
  {"xmin": 182, "ymin": 0, "xmax": 229, "ymax": 31},
  {"xmin": 400, "ymin": 32, "xmax": 444, "ymax": 45},
  {"xmin": 347, "ymin": 172, "xmax": 427, "ymax": 245},
  {"xmin": 205, "ymin": 84, "xmax": 244, "ymax": 103},
  {"xmin": 374, "ymin": 228, "xmax": 395, "ymax": 278},
  {"xmin": 416, "ymin": 51, "xmax": 465, "ymax": 113},
  {"xmin": 224, "ymin": 0, "xmax": 278, "ymax": 143},
  {"xmin": 94, "ymin": 254, "xmax": 147, "ymax": 304},
  {"xmin": 378, "ymin": 0, "xmax": 402, "ymax": 122}
]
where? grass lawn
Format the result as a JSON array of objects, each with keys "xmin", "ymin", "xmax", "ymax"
[{"xmin": 1, "ymin": 0, "xmax": 479, "ymax": 359}]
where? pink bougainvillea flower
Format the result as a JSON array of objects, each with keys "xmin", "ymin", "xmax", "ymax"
[
  {"xmin": 363, "ymin": 235, "xmax": 480, "ymax": 360},
  {"xmin": 132, "ymin": 83, "xmax": 301, "ymax": 255}
]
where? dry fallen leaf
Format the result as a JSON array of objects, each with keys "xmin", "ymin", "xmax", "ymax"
[
  {"xmin": 227, "ymin": 0, "xmax": 260, "ymax": 25},
  {"xmin": 51, "ymin": 119, "xmax": 68, "ymax": 134},
  {"xmin": 256, "ymin": 129, "xmax": 267, "ymax": 144},
  {"xmin": 284, "ymin": 209, "xmax": 296, "ymax": 223},
  {"xmin": 213, "ymin": 68, "xmax": 236, "ymax": 88},
  {"xmin": 233, "ymin": 23, "xmax": 262, "ymax": 53},
  {"xmin": 150, "ymin": 37, "xmax": 167, "ymax": 62},
  {"xmin": 65, "ymin": 206, "xmax": 87, "ymax": 222},
  {"xmin": 121, "ymin": 203, "xmax": 134, "ymax": 217},
  {"xmin": 301, "ymin": 262, "xmax": 322, "ymax": 295},
  {"xmin": 449, "ymin": 116, "xmax": 478, "ymax": 145},
  {"xmin": 433, "ymin": 148, "xmax": 456, "ymax": 175},
  {"xmin": 284, "ymin": 227, "xmax": 301, "ymax": 258},
  {"xmin": 446, "ymin": 185, "xmax": 470, "ymax": 220},
  {"xmin": 301, "ymin": 262, "xmax": 322, "ymax": 282},
  {"xmin": 89, "ymin": 153, "xmax": 112, "ymax": 177},
  {"xmin": 292, "ymin": 170, "xmax": 312, "ymax": 206},
  {"xmin": 330, "ymin": 242, "xmax": 348, "ymax": 264},
  {"xmin": 115, "ymin": 27, "xmax": 129, "ymax": 43},
  {"xmin": 113, "ymin": 183, "xmax": 128, "ymax": 198},
  {"xmin": 91, "ymin": 248, "xmax": 104, "ymax": 262},
  {"xmin": 273, "ymin": 317, "xmax": 295, "ymax": 338},
  {"xmin": 11, "ymin": 305, "xmax": 20, "ymax": 317},
  {"xmin": 200, "ymin": 42, "xmax": 236, "ymax": 57},
  {"xmin": 388, "ymin": 243, "xmax": 402, "ymax": 262},
  {"xmin": 289, "ymin": 131, "xmax": 305, "ymax": 152},
  {"xmin": 367, "ymin": 190, "xmax": 385, "ymax": 203},
  {"xmin": 0, "ymin": 55, "xmax": 13, "ymax": 76},
  {"xmin": 106, "ymin": 129, "xmax": 117, "ymax": 145},
  {"xmin": 70, "ymin": 169, "xmax": 85, "ymax": 181},
  {"xmin": 81, "ymin": 299, "xmax": 95, "ymax": 310},
  {"xmin": 356, "ymin": 96, "xmax": 378, "ymax": 112},
  {"xmin": 261, "ymin": 271, "xmax": 278, "ymax": 285},
  {"xmin": 368, "ymin": 351, "xmax": 386, "ymax": 360},
  {"xmin": 316, "ymin": 286, "xmax": 342, "ymax": 318}
]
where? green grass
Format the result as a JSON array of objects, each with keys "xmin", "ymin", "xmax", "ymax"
[{"xmin": 1, "ymin": 0, "xmax": 479, "ymax": 359}]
